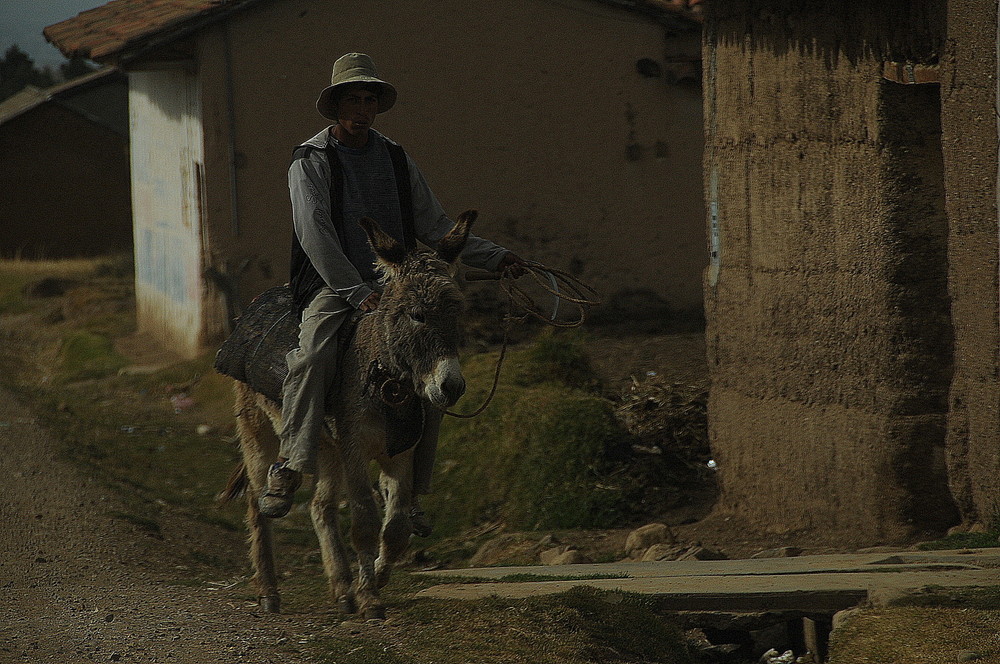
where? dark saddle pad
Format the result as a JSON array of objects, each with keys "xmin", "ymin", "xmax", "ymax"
[
  {"xmin": 214, "ymin": 285, "xmax": 424, "ymax": 457},
  {"xmin": 214, "ymin": 285, "xmax": 299, "ymax": 404}
]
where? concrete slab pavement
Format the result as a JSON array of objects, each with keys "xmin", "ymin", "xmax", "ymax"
[{"xmin": 415, "ymin": 548, "xmax": 1000, "ymax": 612}]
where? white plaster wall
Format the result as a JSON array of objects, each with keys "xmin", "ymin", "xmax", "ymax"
[{"xmin": 129, "ymin": 69, "xmax": 205, "ymax": 357}]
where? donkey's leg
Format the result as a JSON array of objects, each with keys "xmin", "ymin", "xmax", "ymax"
[
  {"xmin": 234, "ymin": 385, "xmax": 283, "ymax": 612},
  {"xmin": 374, "ymin": 450, "xmax": 415, "ymax": 589},
  {"xmin": 310, "ymin": 439, "xmax": 356, "ymax": 614},
  {"xmin": 339, "ymin": 437, "xmax": 386, "ymax": 619}
]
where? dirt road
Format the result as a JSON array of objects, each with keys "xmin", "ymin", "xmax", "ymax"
[{"xmin": 0, "ymin": 384, "xmax": 313, "ymax": 664}]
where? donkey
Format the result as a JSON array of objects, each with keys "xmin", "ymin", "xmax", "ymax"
[{"xmin": 224, "ymin": 211, "xmax": 475, "ymax": 619}]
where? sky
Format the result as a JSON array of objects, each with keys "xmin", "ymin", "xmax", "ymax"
[{"xmin": 1, "ymin": 0, "xmax": 103, "ymax": 67}]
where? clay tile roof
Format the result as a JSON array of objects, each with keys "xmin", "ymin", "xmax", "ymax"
[
  {"xmin": 43, "ymin": 0, "xmax": 262, "ymax": 61},
  {"xmin": 596, "ymin": 0, "xmax": 704, "ymax": 23}
]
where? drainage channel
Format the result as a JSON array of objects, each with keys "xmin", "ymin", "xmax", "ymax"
[
  {"xmin": 415, "ymin": 549, "xmax": 1000, "ymax": 663},
  {"xmin": 416, "ymin": 578, "xmax": 866, "ymax": 662},
  {"xmin": 649, "ymin": 589, "xmax": 865, "ymax": 662},
  {"xmin": 672, "ymin": 608, "xmax": 841, "ymax": 663}
]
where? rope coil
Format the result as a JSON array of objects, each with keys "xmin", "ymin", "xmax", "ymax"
[{"xmin": 442, "ymin": 263, "xmax": 600, "ymax": 419}]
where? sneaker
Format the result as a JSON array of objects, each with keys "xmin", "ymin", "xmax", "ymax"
[
  {"xmin": 410, "ymin": 498, "xmax": 432, "ymax": 538},
  {"xmin": 258, "ymin": 462, "xmax": 302, "ymax": 518}
]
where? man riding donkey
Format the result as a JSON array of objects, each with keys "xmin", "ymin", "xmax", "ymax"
[{"xmin": 261, "ymin": 53, "xmax": 527, "ymax": 532}]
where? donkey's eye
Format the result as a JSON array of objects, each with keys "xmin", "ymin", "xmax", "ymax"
[{"xmin": 409, "ymin": 311, "xmax": 426, "ymax": 324}]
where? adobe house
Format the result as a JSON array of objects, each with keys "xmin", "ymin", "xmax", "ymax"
[
  {"xmin": 45, "ymin": 0, "xmax": 705, "ymax": 358},
  {"xmin": 0, "ymin": 67, "xmax": 130, "ymax": 258},
  {"xmin": 702, "ymin": 0, "xmax": 997, "ymax": 547}
]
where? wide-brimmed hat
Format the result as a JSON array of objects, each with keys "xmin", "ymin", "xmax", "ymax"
[{"xmin": 316, "ymin": 53, "xmax": 397, "ymax": 120}]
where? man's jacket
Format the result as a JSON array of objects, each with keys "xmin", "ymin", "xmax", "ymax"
[{"xmin": 288, "ymin": 128, "xmax": 508, "ymax": 310}]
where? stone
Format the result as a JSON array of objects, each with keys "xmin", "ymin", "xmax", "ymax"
[
  {"xmin": 539, "ymin": 546, "xmax": 569, "ymax": 565},
  {"xmin": 539, "ymin": 546, "xmax": 589, "ymax": 565},
  {"xmin": 553, "ymin": 549, "xmax": 589, "ymax": 565},
  {"xmin": 675, "ymin": 545, "xmax": 727, "ymax": 561},
  {"xmin": 640, "ymin": 543, "xmax": 685, "ymax": 562},
  {"xmin": 700, "ymin": 643, "xmax": 741, "ymax": 656},
  {"xmin": 750, "ymin": 546, "xmax": 803, "ymax": 559},
  {"xmin": 624, "ymin": 523, "xmax": 675, "ymax": 559},
  {"xmin": 23, "ymin": 277, "xmax": 77, "ymax": 298}
]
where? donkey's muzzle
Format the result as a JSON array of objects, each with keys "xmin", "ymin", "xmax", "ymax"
[
  {"xmin": 424, "ymin": 357, "xmax": 465, "ymax": 408},
  {"xmin": 440, "ymin": 374, "xmax": 466, "ymax": 407}
]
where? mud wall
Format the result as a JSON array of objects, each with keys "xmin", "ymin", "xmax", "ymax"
[
  {"xmin": 704, "ymin": 0, "xmax": 957, "ymax": 546},
  {"xmin": 189, "ymin": 0, "xmax": 705, "ymax": 347},
  {"xmin": 940, "ymin": 0, "xmax": 1000, "ymax": 529}
]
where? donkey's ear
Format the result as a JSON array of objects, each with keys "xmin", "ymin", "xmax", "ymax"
[
  {"xmin": 359, "ymin": 217, "xmax": 407, "ymax": 267},
  {"xmin": 437, "ymin": 209, "xmax": 477, "ymax": 264}
]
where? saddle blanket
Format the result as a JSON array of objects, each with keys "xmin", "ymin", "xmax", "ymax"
[{"xmin": 214, "ymin": 286, "xmax": 424, "ymax": 456}]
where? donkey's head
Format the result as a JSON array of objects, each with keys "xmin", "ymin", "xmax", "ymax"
[{"xmin": 358, "ymin": 210, "xmax": 476, "ymax": 408}]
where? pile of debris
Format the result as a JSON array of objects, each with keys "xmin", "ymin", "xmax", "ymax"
[
  {"xmin": 606, "ymin": 375, "xmax": 714, "ymax": 519},
  {"xmin": 615, "ymin": 375, "xmax": 710, "ymax": 468}
]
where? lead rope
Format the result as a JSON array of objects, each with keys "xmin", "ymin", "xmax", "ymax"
[{"xmin": 440, "ymin": 263, "xmax": 600, "ymax": 419}]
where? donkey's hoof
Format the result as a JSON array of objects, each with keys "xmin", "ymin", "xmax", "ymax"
[
  {"xmin": 337, "ymin": 595, "xmax": 358, "ymax": 615},
  {"xmin": 362, "ymin": 605, "xmax": 386, "ymax": 620},
  {"xmin": 259, "ymin": 595, "xmax": 281, "ymax": 613}
]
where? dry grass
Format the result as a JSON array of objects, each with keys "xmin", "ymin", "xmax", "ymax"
[
  {"xmin": 0, "ymin": 256, "xmax": 103, "ymax": 273},
  {"xmin": 828, "ymin": 587, "xmax": 1000, "ymax": 663},
  {"xmin": 830, "ymin": 603, "xmax": 1000, "ymax": 664}
]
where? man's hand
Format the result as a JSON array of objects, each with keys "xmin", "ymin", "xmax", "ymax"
[
  {"xmin": 497, "ymin": 252, "xmax": 528, "ymax": 278},
  {"xmin": 359, "ymin": 291, "xmax": 381, "ymax": 312}
]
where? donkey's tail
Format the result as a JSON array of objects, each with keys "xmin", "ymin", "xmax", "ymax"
[{"xmin": 217, "ymin": 462, "xmax": 249, "ymax": 503}]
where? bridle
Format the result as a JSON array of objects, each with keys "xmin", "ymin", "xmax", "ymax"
[{"xmin": 363, "ymin": 262, "xmax": 600, "ymax": 419}]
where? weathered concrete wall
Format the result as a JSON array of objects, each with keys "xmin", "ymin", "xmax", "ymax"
[
  {"xmin": 940, "ymin": 0, "xmax": 1000, "ymax": 530},
  {"xmin": 704, "ymin": 1, "xmax": 956, "ymax": 546},
  {"xmin": 0, "ymin": 105, "xmax": 131, "ymax": 258},
  {"xmin": 191, "ymin": 0, "xmax": 704, "ymax": 345}
]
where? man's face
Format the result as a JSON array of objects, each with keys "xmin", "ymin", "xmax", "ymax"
[{"xmin": 335, "ymin": 86, "xmax": 379, "ymax": 137}]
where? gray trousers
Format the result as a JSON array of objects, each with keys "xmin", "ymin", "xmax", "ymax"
[{"xmin": 279, "ymin": 287, "xmax": 438, "ymax": 494}]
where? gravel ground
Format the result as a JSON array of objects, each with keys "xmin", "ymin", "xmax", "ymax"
[{"xmin": 0, "ymin": 383, "xmax": 316, "ymax": 664}]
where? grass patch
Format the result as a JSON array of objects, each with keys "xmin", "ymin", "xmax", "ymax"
[
  {"xmin": 494, "ymin": 572, "xmax": 629, "ymax": 583},
  {"xmin": 427, "ymin": 330, "xmax": 640, "ymax": 540},
  {"xmin": 891, "ymin": 585, "xmax": 1000, "ymax": 610},
  {"xmin": 0, "ymin": 256, "xmax": 96, "ymax": 315},
  {"xmin": 59, "ymin": 330, "xmax": 127, "ymax": 382},
  {"xmin": 401, "ymin": 572, "xmax": 630, "ymax": 593},
  {"xmin": 0, "ymin": 272, "xmax": 37, "ymax": 315},
  {"xmin": 917, "ymin": 531, "xmax": 1000, "ymax": 551},
  {"xmin": 41, "ymin": 377, "xmax": 237, "ymax": 512}
]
